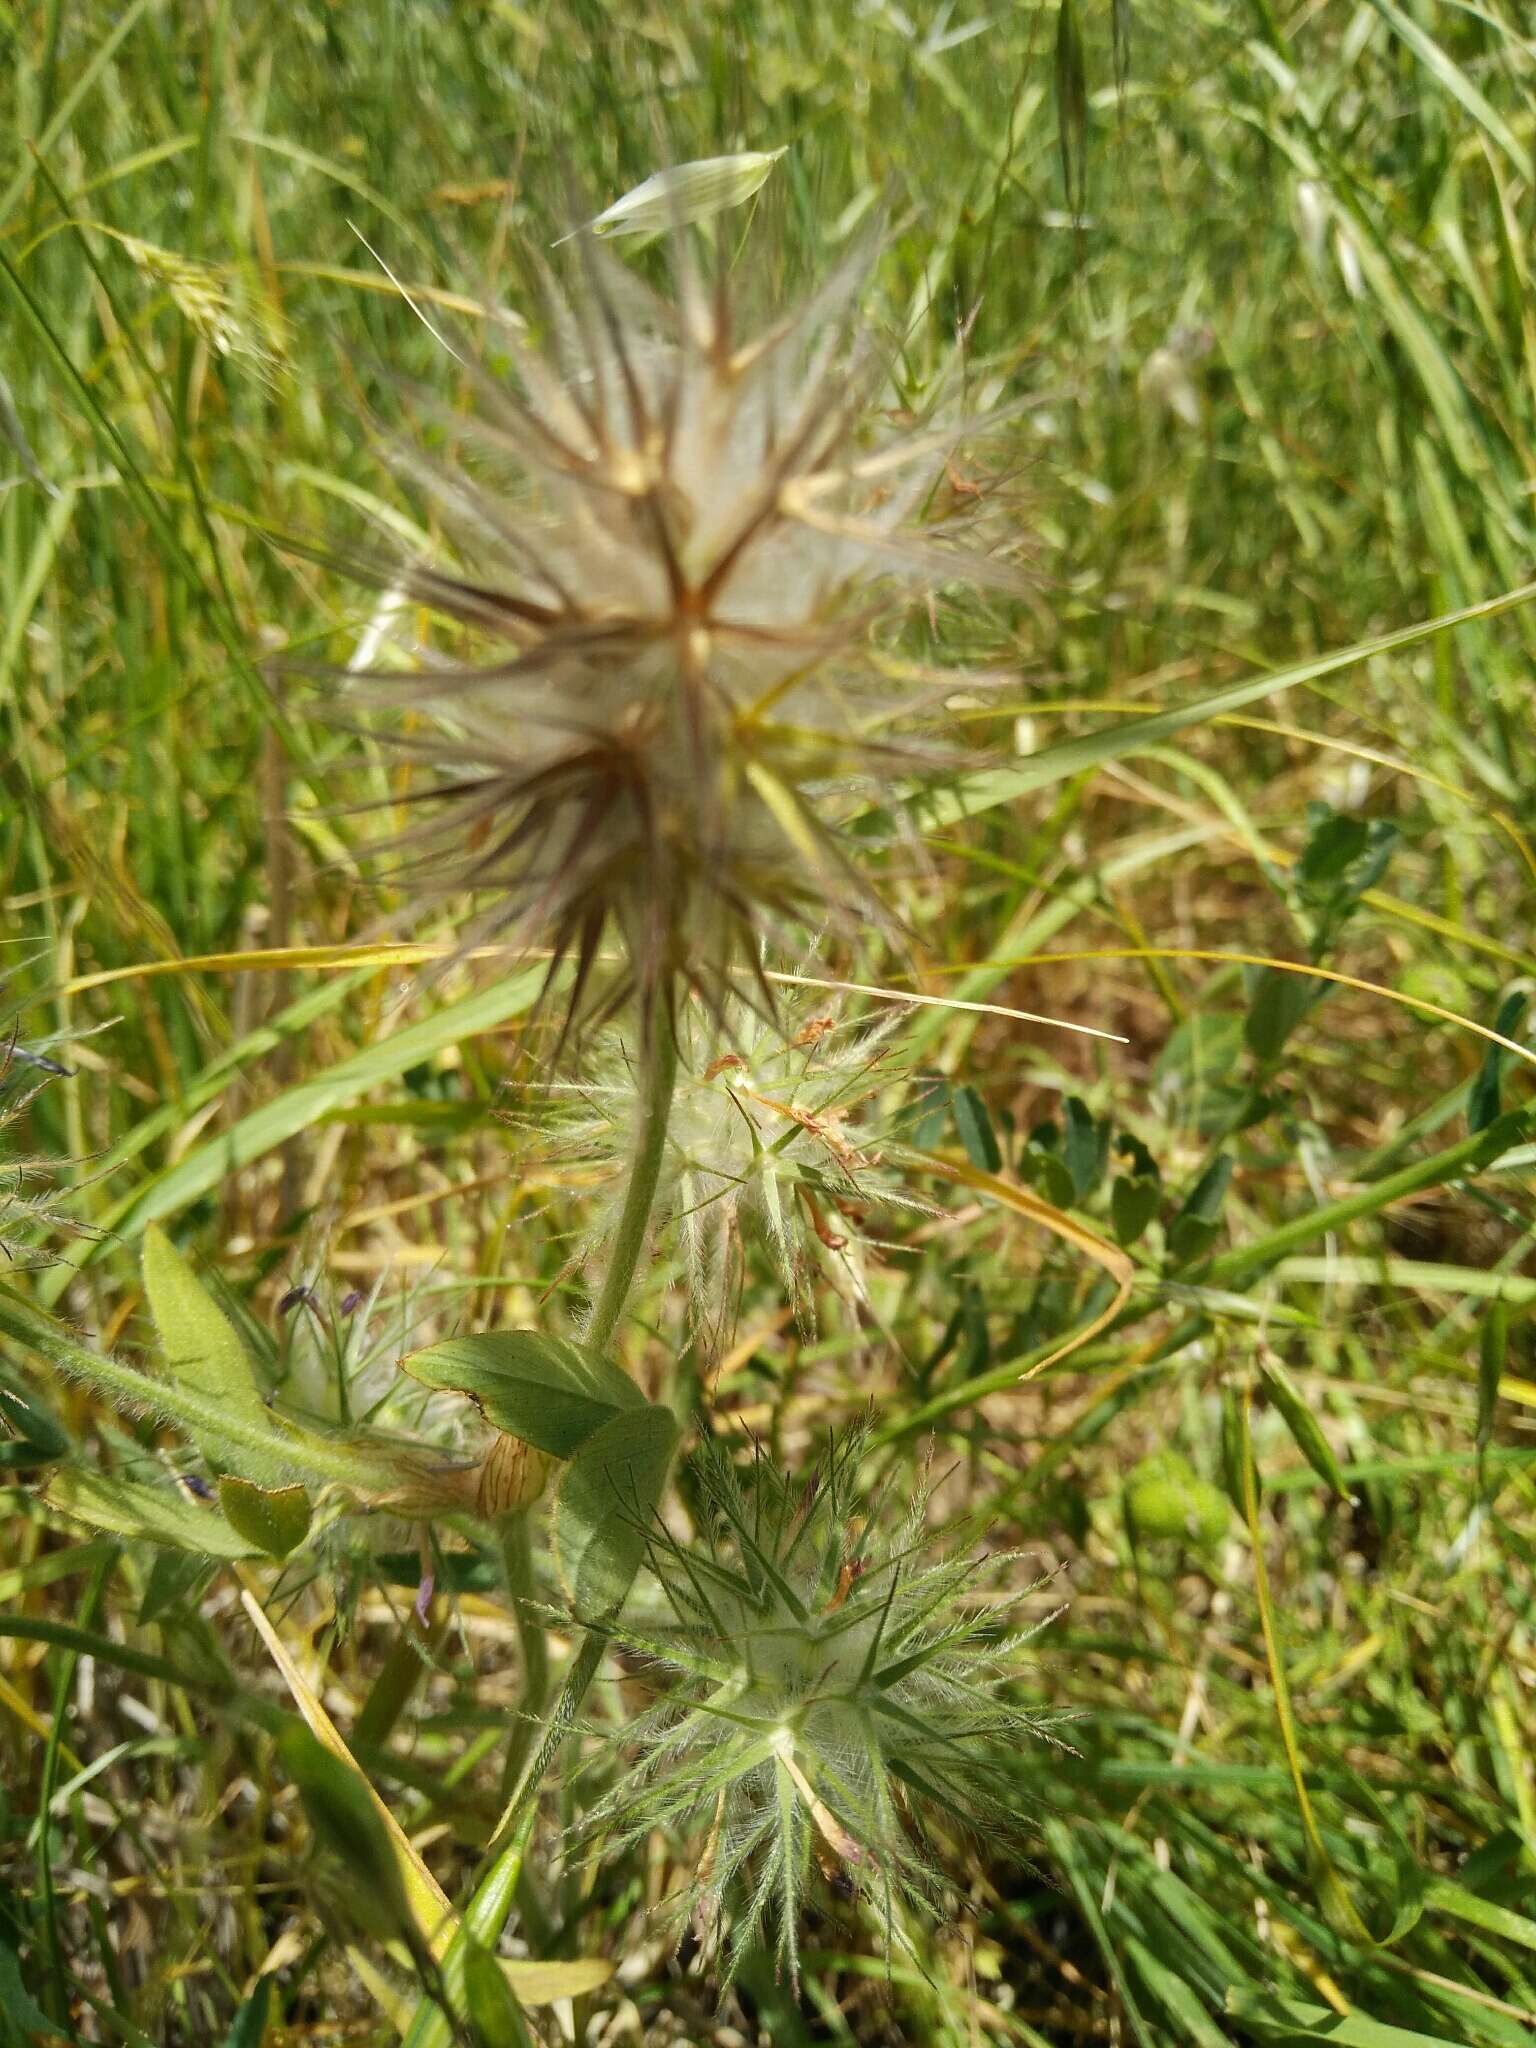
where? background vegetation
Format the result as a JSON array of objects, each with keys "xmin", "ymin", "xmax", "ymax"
[{"xmin": 3, "ymin": 1, "xmax": 1536, "ymax": 2043}]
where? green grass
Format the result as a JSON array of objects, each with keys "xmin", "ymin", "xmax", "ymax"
[{"xmin": 3, "ymin": 2, "xmax": 1536, "ymax": 2043}]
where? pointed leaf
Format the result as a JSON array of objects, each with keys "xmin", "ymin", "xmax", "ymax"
[
  {"xmin": 0, "ymin": 1378, "xmax": 70, "ymax": 1466},
  {"xmin": 1258, "ymin": 1357, "xmax": 1350, "ymax": 1500},
  {"xmin": 497, "ymin": 1957, "xmax": 613, "ymax": 2003},
  {"xmin": 275, "ymin": 1719, "xmax": 423, "ymax": 1951},
  {"xmin": 951, "ymin": 1085, "xmax": 1002, "ymax": 1173},
  {"xmin": 220, "ymin": 1975, "xmax": 272, "ymax": 2048},
  {"xmin": 45, "ymin": 1467, "xmax": 257, "ymax": 1557},
  {"xmin": 139, "ymin": 1547, "xmax": 214, "ymax": 1624},
  {"xmin": 555, "ymin": 1403, "xmax": 677, "ymax": 1618},
  {"xmin": 462, "ymin": 1938, "xmax": 530, "ymax": 2047},
  {"xmin": 1226, "ymin": 1989, "xmax": 1463, "ymax": 2047},
  {"xmin": 142, "ymin": 1226, "xmax": 268, "ymax": 1465},
  {"xmin": 404, "ymin": 1330, "xmax": 645, "ymax": 1459}
]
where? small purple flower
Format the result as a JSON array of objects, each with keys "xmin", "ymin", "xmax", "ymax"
[
  {"xmin": 415, "ymin": 1573, "xmax": 435, "ymax": 1625},
  {"xmin": 277, "ymin": 1285, "xmax": 312, "ymax": 1316},
  {"xmin": 180, "ymin": 1473, "xmax": 216, "ymax": 1502},
  {"xmin": 339, "ymin": 1290, "xmax": 365, "ymax": 1316}
]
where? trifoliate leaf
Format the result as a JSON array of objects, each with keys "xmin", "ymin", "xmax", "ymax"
[
  {"xmin": 555, "ymin": 1403, "xmax": 677, "ymax": 1618},
  {"xmin": 404, "ymin": 1330, "xmax": 644, "ymax": 1459}
]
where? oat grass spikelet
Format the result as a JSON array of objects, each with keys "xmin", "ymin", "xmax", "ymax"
[{"xmin": 345, "ymin": 234, "xmax": 1019, "ymax": 1025}]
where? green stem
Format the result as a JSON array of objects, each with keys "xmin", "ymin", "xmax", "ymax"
[
  {"xmin": 586, "ymin": 1001, "xmax": 679, "ymax": 1355},
  {"xmin": 399, "ymin": 1638, "xmax": 605, "ymax": 2048},
  {"xmin": 499, "ymin": 1512, "xmax": 550, "ymax": 1798},
  {"xmin": 402, "ymin": 994, "xmax": 680, "ymax": 2047},
  {"xmin": 354, "ymin": 1593, "xmax": 447, "ymax": 1755}
]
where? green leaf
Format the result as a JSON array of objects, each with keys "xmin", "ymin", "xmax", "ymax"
[
  {"xmin": 1020, "ymin": 1128, "xmax": 1076, "ymax": 1209},
  {"xmin": 1478, "ymin": 1299, "xmax": 1508, "ymax": 1472},
  {"xmin": 1225, "ymin": 1989, "xmax": 1464, "ymax": 2047},
  {"xmin": 39, "ymin": 967, "xmax": 546, "ymax": 1296},
  {"xmin": 220, "ymin": 1975, "xmax": 272, "ymax": 2048},
  {"xmin": 142, "ymin": 1226, "xmax": 268, "ymax": 1466},
  {"xmin": 1124, "ymin": 1934, "xmax": 1229, "ymax": 2048},
  {"xmin": 1469, "ymin": 991, "xmax": 1527, "ymax": 1134},
  {"xmin": 1220, "ymin": 1383, "xmax": 1257, "ymax": 1513},
  {"xmin": 218, "ymin": 1476, "xmax": 312, "ymax": 1558},
  {"xmin": 0, "ymin": 1280, "xmax": 439, "ymax": 1503},
  {"xmin": 1110, "ymin": 1132, "xmax": 1162, "ymax": 1246},
  {"xmin": 138, "ymin": 1548, "xmax": 214, "ymax": 1625},
  {"xmin": 1053, "ymin": 0, "xmax": 1088, "ymax": 216},
  {"xmin": 1110, "ymin": 1176, "xmax": 1160, "ymax": 1247},
  {"xmin": 1364, "ymin": 0, "xmax": 1531, "ymax": 180},
  {"xmin": 1168, "ymin": 1156, "xmax": 1233, "ymax": 1268},
  {"xmin": 274, "ymin": 1719, "xmax": 422, "ymax": 1952},
  {"xmin": 45, "ymin": 1468, "xmax": 257, "ymax": 1557},
  {"xmin": 1258, "ymin": 1358, "xmax": 1351, "ymax": 1500},
  {"xmin": 462, "ymin": 1938, "xmax": 532, "ymax": 2048},
  {"xmin": 950, "ymin": 1084, "xmax": 1002, "ymax": 1174},
  {"xmin": 555, "ymin": 1404, "xmax": 677, "ymax": 1619},
  {"xmin": 404, "ymin": 1331, "xmax": 644, "ymax": 1460},
  {"xmin": 0, "ymin": 1379, "xmax": 70, "ymax": 1467},
  {"xmin": 924, "ymin": 581, "xmax": 1536, "ymax": 826},
  {"xmin": 0, "ymin": 1939, "xmax": 56, "ymax": 2039},
  {"xmin": 1294, "ymin": 809, "xmax": 1395, "ymax": 911},
  {"xmin": 1062, "ymin": 1097, "xmax": 1108, "ymax": 1200},
  {"xmin": 1244, "ymin": 965, "xmax": 1323, "ymax": 1065}
]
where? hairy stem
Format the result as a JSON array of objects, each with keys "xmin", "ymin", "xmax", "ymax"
[
  {"xmin": 402, "ymin": 993, "xmax": 680, "ymax": 2046},
  {"xmin": 586, "ymin": 999, "xmax": 679, "ymax": 1355},
  {"xmin": 499, "ymin": 1511, "xmax": 550, "ymax": 1797},
  {"xmin": 399, "ymin": 1637, "xmax": 604, "ymax": 2048}
]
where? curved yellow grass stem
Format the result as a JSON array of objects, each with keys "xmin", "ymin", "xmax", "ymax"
[
  {"xmin": 895, "ymin": 1145, "xmax": 1134, "ymax": 1381},
  {"xmin": 957, "ymin": 947, "xmax": 1536, "ymax": 1070},
  {"xmin": 54, "ymin": 944, "xmax": 1120, "ymax": 1040}
]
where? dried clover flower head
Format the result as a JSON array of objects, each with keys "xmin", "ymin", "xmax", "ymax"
[
  {"xmin": 543, "ymin": 990, "xmax": 925, "ymax": 1347},
  {"xmin": 343, "ymin": 235, "xmax": 1017, "ymax": 1026},
  {"xmin": 582, "ymin": 1429, "xmax": 1065, "ymax": 1983}
]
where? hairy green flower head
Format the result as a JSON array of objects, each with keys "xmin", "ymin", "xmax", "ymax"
[
  {"xmin": 543, "ymin": 990, "xmax": 927, "ymax": 1347},
  {"xmin": 338, "ymin": 234, "xmax": 1018, "ymax": 1027},
  {"xmin": 584, "ymin": 1431, "xmax": 1066, "ymax": 1982}
]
